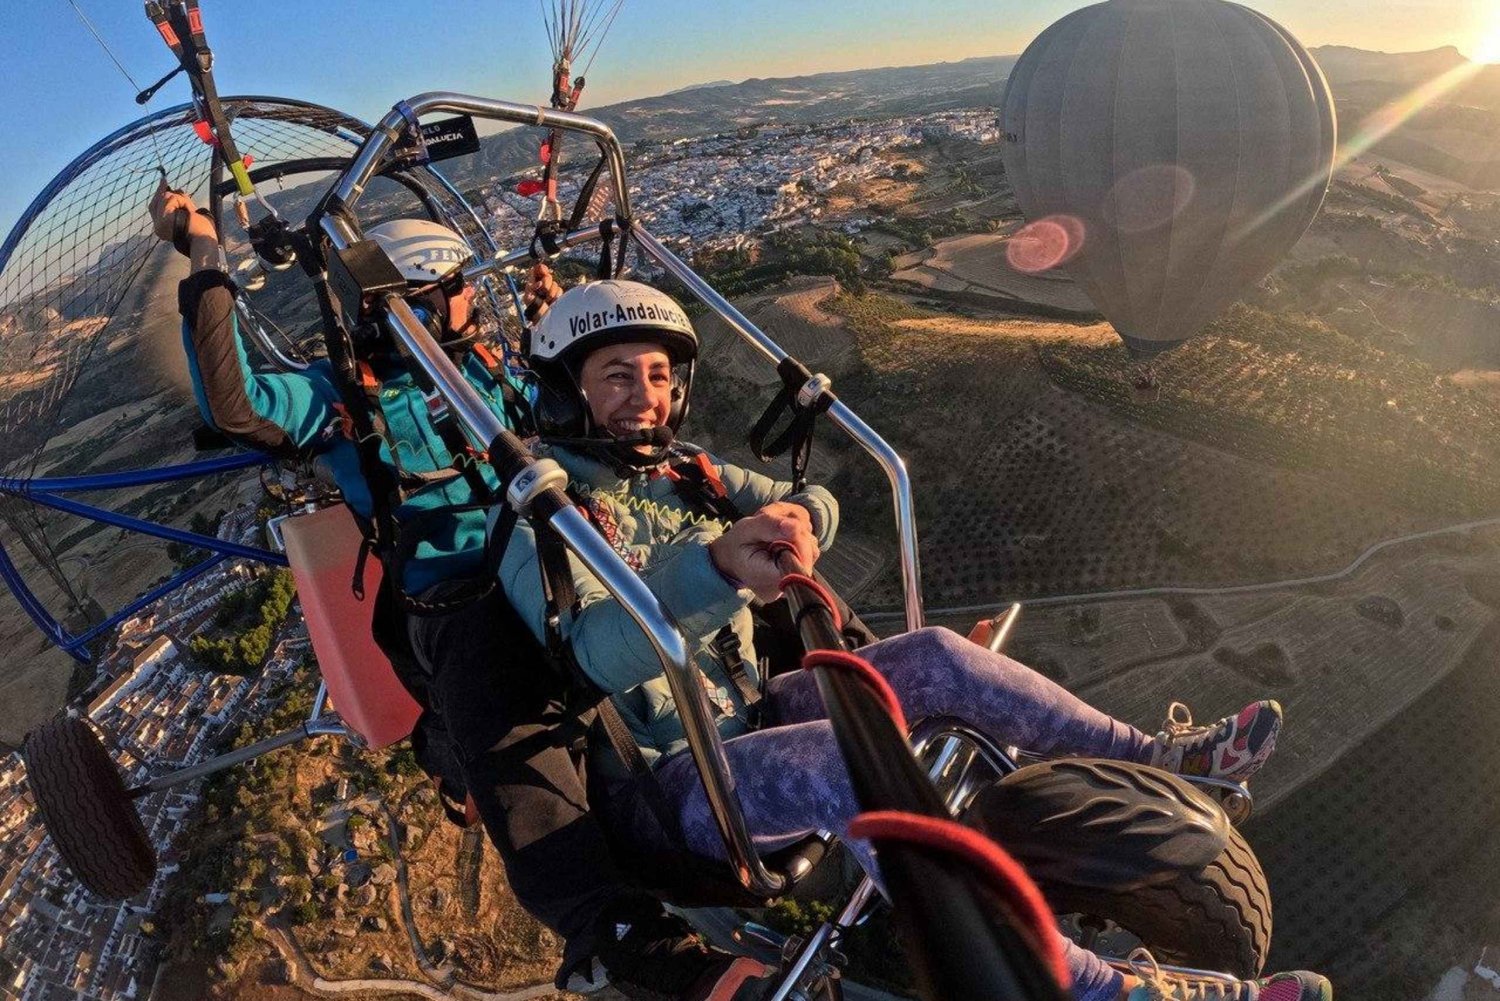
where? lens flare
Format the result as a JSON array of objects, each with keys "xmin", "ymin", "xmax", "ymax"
[
  {"xmin": 1105, "ymin": 164, "xmax": 1196, "ymax": 233},
  {"xmin": 1234, "ymin": 58, "xmax": 1484, "ymax": 242},
  {"xmin": 1474, "ymin": 7, "xmax": 1500, "ymax": 64},
  {"xmin": 1006, "ymin": 215, "xmax": 1086, "ymax": 273}
]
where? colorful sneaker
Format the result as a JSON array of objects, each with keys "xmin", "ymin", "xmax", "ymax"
[
  {"xmin": 1124, "ymin": 948, "xmax": 1332, "ymax": 1000},
  {"xmin": 1148, "ymin": 700, "xmax": 1283, "ymax": 781},
  {"xmin": 592, "ymin": 900, "xmax": 775, "ymax": 1001}
]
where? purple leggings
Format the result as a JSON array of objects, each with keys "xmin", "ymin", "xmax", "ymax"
[{"xmin": 643, "ymin": 627, "xmax": 1155, "ymax": 1001}]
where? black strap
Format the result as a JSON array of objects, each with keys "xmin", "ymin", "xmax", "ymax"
[
  {"xmin": 594, "ymin": 696, "xmax": 685, "ymax": 846},
  {"xmin": 525, "ymin": 510, "xmax": 688, "ymax": 847},
  {"xmin": 534, "ymin": 519, "xmax": 579, "ymax": 661},
  {"xmin": 300, "ymin": 240, "xmax": 405, "ymax": 560},
  {"xmin": 748, "ymin": 357, "xmax": 835, "ymax": 491},
  {"xmin": 568, "ymin": 156, "xmax": 608, "ymax": 234},
  {"xmin": 709, "ymin": 625, "xmax": 761, "ymax": 715},
  {"xmin": 383, "ymin": 502, "xmax": 502, "ymax": 616},
  {"xmin": 596, "ymin": 219, "xmax": 616, "ymax": 280}
]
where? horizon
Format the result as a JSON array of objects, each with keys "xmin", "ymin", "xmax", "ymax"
[{"xmin": 1, "ymin": 0, "xmax": 1498, "ymax": 237}]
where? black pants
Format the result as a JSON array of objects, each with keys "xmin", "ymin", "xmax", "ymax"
[{"xmin": 404, "ymin": 584, "xmax": 634, "ymax": 975}]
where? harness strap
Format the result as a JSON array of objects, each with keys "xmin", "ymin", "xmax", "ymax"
[
  {"xmin": 301, "ymin": 247, "xmax": 404, "ymax": 576},
  {"xmin": 748, "ymin": 357, "xmax": 835, "ymax": 492},
  {"xmin": 709, "ymin": 625, "xmax": 762, "ymax": 714},
  {"xmin": 518, "ymin": 506, "xmax": 688, "ymax": 848},
  {"xmin": 471, "ymin": 342, "xmax": 535, "ymax": 436},
  {"xmin": 594, "ymin": 694, "xmax": 686, "ymax": 846}
]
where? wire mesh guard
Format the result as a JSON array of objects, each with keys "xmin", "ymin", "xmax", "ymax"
[
  {"xmin": 0, "ymin": 97, "xmax": 369, "ymax": 478},
  {"xmin": 0, "ymin": 98, "xmax": 373, "ymax": 651},
  {"xmin": 0, "ymin": 92, "xmax": 630, "ymax": 658}
]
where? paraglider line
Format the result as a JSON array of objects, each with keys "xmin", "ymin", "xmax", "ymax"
[
  {"xmin": 67, "ymin": 0, "xmax": 145, "ymax": 92},
  {"xmin": 66, "ymin": 0, "xmax": 174, "ymax": 177}
]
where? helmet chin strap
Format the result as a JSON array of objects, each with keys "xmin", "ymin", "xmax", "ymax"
[{"xmin": 541, "ymin": 426, "xmax": 677, "ymax": 473}]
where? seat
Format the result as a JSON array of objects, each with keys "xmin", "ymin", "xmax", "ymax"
[{"xmin": 281, "ymin": 504, "xmax": 421, "ymax": 749}]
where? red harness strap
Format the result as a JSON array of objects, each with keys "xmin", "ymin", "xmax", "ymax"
[
  {"xmin": 802, "ymin": 648, "xmax": 905, "ymax": 734},
  {"xmin": 847, "ymin": 810, "xmax": 1071, "ymax": 991}
]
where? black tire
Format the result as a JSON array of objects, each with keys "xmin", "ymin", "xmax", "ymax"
[
  {"xmin": 22, "ymin": 715, "xmax": 155, "ymax": 899},
  {"xmin": 1047, "ymin": 824, "xmax": 1271, "ymax": 979}
]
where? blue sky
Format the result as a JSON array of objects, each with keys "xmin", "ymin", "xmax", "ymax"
[{"xmin": 0, "ymin": 0, "xmax": 1493, "ymax": 237}]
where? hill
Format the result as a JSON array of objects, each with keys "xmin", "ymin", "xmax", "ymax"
[{"xmin": 1312, "ymin": 44, "xmax": 1500, "ymax": 188}]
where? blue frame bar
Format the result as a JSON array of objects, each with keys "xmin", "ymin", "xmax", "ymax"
[
  {"xmin": 0, "ymin": 452, "xmax": 268, "ymax": 495},
  {"xmin": 63, "ymin": 552, "xmax": 230, "ymax": 655},
  {"xmin": 0, "ymin": 533, "xmax": 75, "ymax": 655},
  {"xmin": 18, "ymin": 490, "xmax": 286, "ymax": 566},
  {"xmin": 0, "ymin": 452, "xmax": 285, "ymax": 662}
]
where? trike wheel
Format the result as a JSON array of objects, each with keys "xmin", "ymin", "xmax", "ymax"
[
  {"xmin": 22, "ymin": 715, "xmax": 156, "ymax": 899},
  {"xmin": 1050, "ymin": 824, "xmax": 1271, "ymax": 979}
]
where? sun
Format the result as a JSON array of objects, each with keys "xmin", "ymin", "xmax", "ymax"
[{"xmin": 1473, "ymin": 6, "xmax": 1500, "ymax": 63}]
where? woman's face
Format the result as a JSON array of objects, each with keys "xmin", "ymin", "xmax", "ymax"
[{"xmin": 577, "ymin": 341, "xmax": 674, "ymax": 446}]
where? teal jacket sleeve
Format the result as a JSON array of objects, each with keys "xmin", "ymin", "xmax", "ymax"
[
  {"xmin": 713, "ymin": 455, "xmax": 839, "ymax": 551},
  {"xmin": 497, "ymin": 513, "xmax": 753, "ymax": 695},
  {"xmin": 178, "ymin": 269, "xmax": 337, "ymax": 454}
]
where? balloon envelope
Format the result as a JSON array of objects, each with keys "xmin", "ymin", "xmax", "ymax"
[{"xmin": 1000, "ymin": 0, "xmax": 1336, "ymax": 356}]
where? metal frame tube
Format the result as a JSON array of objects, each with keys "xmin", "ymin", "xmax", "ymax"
[
  {"xmin": 464, "ymin": 223, "xmax": 606, "ymax": 281},
  {"xmin": 629, "ymin": 223, "xmax": 926, "ymax": 631},
  {"xmin": 332, "ymin": 94, "xmax": 630, "ymax": 221},
  {"xmin": 321, "ymin": 198, "xmax": 784, "ymax": 897},
  {"xmin": 0, "ymin": 452, "xmax": 268, "ymax": 494},
  {"xmin": 128, "ymin": 719, "xmax": 346, "ymax": 798},
  {"xmin": 12, "ymin": 488, "xmax": 286, "ymax": 567}
]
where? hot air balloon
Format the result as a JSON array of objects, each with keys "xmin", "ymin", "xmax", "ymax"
[{"xmin": 1000, "ymin": 0, "xmax": 1336, "ymax": 361}]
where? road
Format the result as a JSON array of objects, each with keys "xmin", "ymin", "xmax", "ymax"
[
  {"xmin": 862, "ymin": 514, "xmax": 1500, "ymax": 623},
  {"xmin": 267, "ymin": 924, "xmax": 558, "ymax": 1001}
]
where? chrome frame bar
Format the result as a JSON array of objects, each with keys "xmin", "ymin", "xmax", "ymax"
[
  {"xmin": 629, "ymin": 224, "xmax": 926, "ymax": 632},
  {"xmin": 236, "ymin": 296, "xmax": 312, "ymax": 372},
  {"xmin": 463, "ymin": 223, "xmax": 606, "ymax": 281},
  {"xmin": 333, "ymin": 93, "xmax": 630, "ymax": 220},
  {"xmin": 319, "ymin": 104, "xmax": 784, "ymax": 893}
]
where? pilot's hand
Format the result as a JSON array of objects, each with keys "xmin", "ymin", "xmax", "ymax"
[
  {"xmin": 708, "ymin": 505, "xmax": 820, "ymax": 602},
  {"xmin": 148, "ymin": 179, "xmax": 215, "ymax": 245},
  {"xmin": 523, "ymin": 263, "xmax": 563, "ymax": 322}
]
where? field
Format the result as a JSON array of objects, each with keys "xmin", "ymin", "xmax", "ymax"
[{"xmin": 890, "ymin": 232, "xmax": 1097, "ymax": 314}]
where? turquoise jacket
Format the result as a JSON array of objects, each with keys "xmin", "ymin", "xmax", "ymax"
[
  {"xmin": 177, "ymin": 269, "xmax": 521, "ymax": 595},
  {"xmin": 498, "ymin": 443, "xmax": 839, "ymax": 767}
]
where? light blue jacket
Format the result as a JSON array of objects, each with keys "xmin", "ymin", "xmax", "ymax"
[{"xmin": 497, "ymin": 443, "xmax": 838, "ymax": 766}]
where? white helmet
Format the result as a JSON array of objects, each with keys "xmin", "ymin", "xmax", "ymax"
[
  {"xmin": 366, "ymin": 219, "xmax": 473, "ymax": 284},
  {"xmin": 527, "ymin": 280, "xmax": 699, "ymax": 469},
  {"xmin": 530, "ymin": 279, "xmax": 697, "ymax": 367}
]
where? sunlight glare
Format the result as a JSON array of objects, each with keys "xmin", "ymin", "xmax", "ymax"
[{"xmin": 1474, "ymin": 5, "xmax": 1500, "ymax": 63}]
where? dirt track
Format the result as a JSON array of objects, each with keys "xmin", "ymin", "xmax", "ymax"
[{"xmin": 890, "ymin": 233, "xmax": 1097, "ymax": 312}]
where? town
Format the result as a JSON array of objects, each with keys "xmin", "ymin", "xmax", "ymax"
[
  {"xmin": 478, "ymin": 110, "xmax": 1000, "ymax": 253},
  {"xmin": 0, "ymin": 503, "xmax": 306, "ymax": 1001}
]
